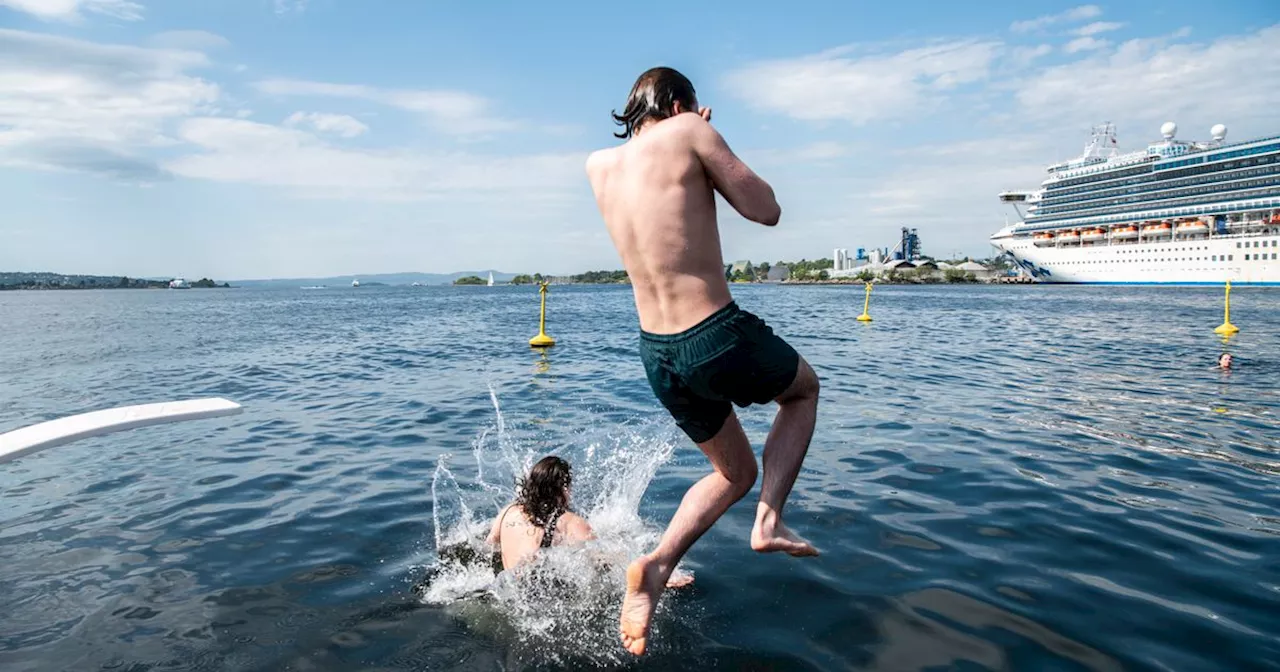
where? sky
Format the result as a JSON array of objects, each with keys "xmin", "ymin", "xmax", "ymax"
[{"xmin": 1, "ymin": 0, "xmax": 1277, "ymax": 279}]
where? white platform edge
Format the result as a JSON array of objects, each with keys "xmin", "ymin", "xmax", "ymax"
[{"xmin": 0, "ymin": 397, "xmax": 243, "ymax": 465}]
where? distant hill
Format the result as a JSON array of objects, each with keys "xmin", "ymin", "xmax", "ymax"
[{"xmin": 229, "ymin": 271, "xmax": 518, "ymax": 288}]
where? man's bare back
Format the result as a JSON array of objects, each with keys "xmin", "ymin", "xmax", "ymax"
[
  {"xmin": 586, "ymin": 109, "xmax": 780, "ymax": 335},
  {"xmin": 587, "ymin": 67, "xmax": 820, "ymax": 657}
]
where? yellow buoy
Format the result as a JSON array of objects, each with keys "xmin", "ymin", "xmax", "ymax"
[
  {"xmin": 1213, "ymin": 280, "xmax": 1239, "ymax": 335},
  {"xmin": 856, "ymin": 282, "xmax": 873, "ymax": 322},
  {"xmin": 529, "ymin": 282, "xmax": 556, "ymax": 347}
]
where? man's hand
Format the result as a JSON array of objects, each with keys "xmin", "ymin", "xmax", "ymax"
[{"xmin": 699, "ymin": 107, "xmax": 712, "ymax": 123}]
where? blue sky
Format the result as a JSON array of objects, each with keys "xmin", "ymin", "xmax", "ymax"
[{"xmin": 1, "ymin": 0, "xmax": 1277, "ymax": 279}]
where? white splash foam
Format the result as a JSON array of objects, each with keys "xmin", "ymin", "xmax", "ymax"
[{"xmin": 420, "ymin": 384, "xmax": 685, "ymax": 665}]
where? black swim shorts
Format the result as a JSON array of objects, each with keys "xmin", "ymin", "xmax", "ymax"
[{"xmin": 639, "ymin": 302, "xmax": 800, "ymax": 443}]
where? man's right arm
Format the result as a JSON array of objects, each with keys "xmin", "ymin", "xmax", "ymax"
[{"xmin": 689, "ymin": 118, "xmax": 781, "ymax": 226}]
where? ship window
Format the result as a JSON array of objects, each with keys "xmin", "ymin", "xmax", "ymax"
[
  {"xmin": 1237, "ymin": 242, "xmax": 1242, "ymax": 248},
  {"xmin": 1245, "ymin": 254, "xmax": 1251, "ymax": 260},
  {"xmin": 1229, "ymin": 255, "xmax": 1234, "ymax": 260}
]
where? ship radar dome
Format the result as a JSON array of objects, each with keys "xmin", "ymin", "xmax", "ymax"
[
  {"xmin": 1211, "ymin": 124, "xmax": 1227, "ymax": 140},
  {"xmin": 1160, "ymin": 121, "xmax": 1177, "ymax": 139}
]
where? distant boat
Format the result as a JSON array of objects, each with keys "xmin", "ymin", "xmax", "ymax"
[
  {"xmin": 487, "ymin": 272, "xmax": 494, "ymax": 287},
  {"xmin": 168, "ymin": 278, "xmax": 190, "ymax": 289},
  {"xmin": 352, "ymin": 279, "xmax": 360, "ymax": 288},
  {"xmin": 411, "ymin": 282, "xmax": 421, "ymax": 287}
]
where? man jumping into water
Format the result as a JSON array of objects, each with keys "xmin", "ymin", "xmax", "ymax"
[{"xmin": 586, "ymin": 66, "xmax": 821, "ymax": 656}]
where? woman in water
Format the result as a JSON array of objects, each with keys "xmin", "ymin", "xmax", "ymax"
[
  {"xmin": 486, "ymin": 456, "xmax": 694, "ymax": 587},
  {"xmin": 486, "ymin": 455, "xmax": 594, "ymax": 569}
]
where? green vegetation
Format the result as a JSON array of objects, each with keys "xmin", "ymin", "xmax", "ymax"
[
  {"xmin": 783, "ymin": 258, "xmax": 834, "ymax": 281},
  {"xmin": 943, "ymin": 268, "xmax": 977, "ymax": 283},
  {"xmin": 0, "ymin": 272, "xmax": 230, "ymax": 290},
  {"xmin": 453, "ymin": 275, "xmax": 487, "ymax": 285},
  {"xmin": 510, "ymin": 270, "xmax": 628, "ymax": 285},
  {"xmin": 572, "ymin": 269, "xmax": 629, "ymax": 284}
]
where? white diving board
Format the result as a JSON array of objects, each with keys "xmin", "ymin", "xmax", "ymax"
[{"xmin": 0, "ymin": 398, "xmax": 243, "ymax": 465}]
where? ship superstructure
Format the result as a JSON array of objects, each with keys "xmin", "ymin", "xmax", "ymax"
[{"xmin": 991, "ymin": 122, "xmax": 1280, "ymax": 284}]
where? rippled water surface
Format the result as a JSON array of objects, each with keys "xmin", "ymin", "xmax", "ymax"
[{"xmin": 2, "ymin": 284, "xmax": 1278, "ymax": 671}]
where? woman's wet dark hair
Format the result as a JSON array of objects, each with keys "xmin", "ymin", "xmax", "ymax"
[
  {"xmin": 611, "ymin": 66, "xmax": 698, "ymax": 139},
  {"xmin": 514, "ymin": 455, "xmax": 572, "ymax": 529}
]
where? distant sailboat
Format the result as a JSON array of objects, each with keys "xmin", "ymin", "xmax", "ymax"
[
  {"xmin": 487, "ymin": 272, "xmax": 494, "ymax": 287},
  {"xmin": 352, "ymin": 279, "xmax": 360, "ymax": 287}
]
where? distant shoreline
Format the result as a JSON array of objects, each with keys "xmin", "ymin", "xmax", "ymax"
[
  {"xmin": 0, "ymin": 285, "xmax": 234, "ymax": 291},
  {"xmin": 0, "ymin": 274, "xmax": 232, "ymax": 291}
]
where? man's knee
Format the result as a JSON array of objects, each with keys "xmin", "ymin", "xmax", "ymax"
[{"xmin": 727, "ymin": 459, "xmax": 758, "ymax": 499}]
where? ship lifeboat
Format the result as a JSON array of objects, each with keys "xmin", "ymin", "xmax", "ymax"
[
  {"xmin": 1176, "ymin": 219, "xmax": 1209, "ymax": 236},
  {"xmin": 1141, "ymin": 222, "xmax": 1172, "ymax": 237},
  {"xmin": 1057, "ymin": 229, "xmax": 1081, "ymax": 244},
  {"xmin": 1080, "ymin": 228, "xmax": 1107, "ymax": 242},
  {"xmin": 1111, "ymin": 225, "xmax": 1139, "ymax": 240},
  {"xmin": 1032, "ymin": 232, "xmax": 1055, "ymax": 246}
]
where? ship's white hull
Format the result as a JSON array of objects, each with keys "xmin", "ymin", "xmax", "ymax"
[{"xmin": 992, "ymin": 230, "xmax": 1280, "ymax": 284}]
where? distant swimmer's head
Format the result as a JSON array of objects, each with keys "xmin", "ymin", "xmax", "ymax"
[
  {"xmin": 612, "ymin": 66, "xmax": 698, "ymax": 139},
  {"xmin": 1218, "ymin": 353, "xmax": 1233, "ymax": 369},
  {"xmin": 515, "ymin": 455, "xmax": 573, "ymax": 527}
]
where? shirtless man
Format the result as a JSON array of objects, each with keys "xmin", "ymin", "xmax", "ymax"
[{"xmin": 585, "ymin": 66, "xmax": 821, "ymax": 656}]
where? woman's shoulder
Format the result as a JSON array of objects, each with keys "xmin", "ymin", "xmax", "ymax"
[{"xmin": 558, "ymin": 511, "xmax": 595, "ymax": 540}]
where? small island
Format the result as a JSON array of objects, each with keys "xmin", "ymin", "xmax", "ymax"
[
  {"xmin": 453, "ymin": 275, "xmax": 487, "ymax": 286},
  {"xmin": 190, "ymin": 278, "xmax": 231, "ymax": 288}
]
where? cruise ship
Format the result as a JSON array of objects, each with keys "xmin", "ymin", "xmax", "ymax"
[{"xmin": 990, "ymin": 122, "xmax": 1280, "ymax": 284}]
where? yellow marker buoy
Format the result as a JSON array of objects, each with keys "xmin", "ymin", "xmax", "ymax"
[
  {"xmin": 529, "ymin": 282, "xmax": 556, "ymax": 347},
  {"xmin": 856, "ymin": 282, "xmax": 873, "ymax": 322},
  {"xmin": 1213, "ymin": 280, "xmax": 1239, "ymax": 335}
]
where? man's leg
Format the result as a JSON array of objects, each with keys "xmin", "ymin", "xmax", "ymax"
[
  {"xmin": 620, "ymin": 411, "xmax": 757, "ymax": 655},
  {"xmin": 751, "ymin": 355, "xmax": 820, "ymax": 556}
]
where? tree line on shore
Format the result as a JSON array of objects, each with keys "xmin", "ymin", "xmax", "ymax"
[
  {"xmin": 0, "ymin": 273, "xmax": 230, "ymax": 290},
  {"xmin": 469, "ymin": 256, "xmax": 1013, "ymax": 286}
]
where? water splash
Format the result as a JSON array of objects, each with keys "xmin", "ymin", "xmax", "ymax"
[{"xmin": 419, "ymin": 385, "xmax": 687, "ymax": 666}]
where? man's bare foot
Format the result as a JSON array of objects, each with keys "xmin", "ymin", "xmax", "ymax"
[
  {"xmin": 620, "ymin": 556, "xmax": 668, "ymax": 656},
  {"xmin": 751, "ymin": 517, "xmax": 819, "ymax": 557}
]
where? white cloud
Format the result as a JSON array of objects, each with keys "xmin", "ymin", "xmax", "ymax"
[
  {"xmin": 1017, "ymin": 25, "xmax": 1280, "ymax": 131},
  {"xmin": 1012, "ymin": 44, "xmax": 1053, "ymax": 65},
  {"xmin": 165, "ymin": 118, "xmax": 585, "ymax": 201},
  {"xmin": 274, "ymin": 0, "xmax": 307, "ymax": 15},
  {"xmin": 846, "ymin": 23, "xmax": 1280, "ymax": 257},
  {"xmin": 0, "ymin": 28, "xmax": 218, "ymax": 178},
  {"xmin": 1064, "ymin": 36, "xmax": 1109, "ymax": 53},
  {"xmin": 722, "ymin": 40, "xmax": 1001, "ymax": 125},
  {"xmin": 284, "ymin": 111, "xmax": 368, "ymax": 138},
  {"xmin": 254, "ymin": 78, "xmax": 519, "ymax": 135},
  {"xmin": 1072, "ymin": 21, "xmax": 1125, "ymax": 37},
  {"xmin": 147, "ymin": 30, "xmax": 230, "ymax": 51},
  {"xmin": 0, "ymin": 0, "xmax": 142, "ymax": 22},
  {"xmin": 1010, "ymin": 5, "xmax": 1102, "ymax": 33}
]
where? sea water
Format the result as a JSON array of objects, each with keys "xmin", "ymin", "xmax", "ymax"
[{"xmin": 0, "ymin": 284, "xmax": 1277, "ymax": 670}]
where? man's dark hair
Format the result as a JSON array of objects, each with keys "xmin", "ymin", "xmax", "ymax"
[
  {"xmin": 514, "ymin": 455, "xmax": 572, "ymax": 529},
  {"xmin": 611, "ymin": 66, "xmax": 698, "ymax": 139}
]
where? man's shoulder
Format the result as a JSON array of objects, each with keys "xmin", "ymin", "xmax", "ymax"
[
  {"xmin": 657, "ymin": 112, "xmax": 714, "ymax": 141},
  {"xmin": 585, "ymin": 147, "xmax": 617, "ymax": 174}
]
